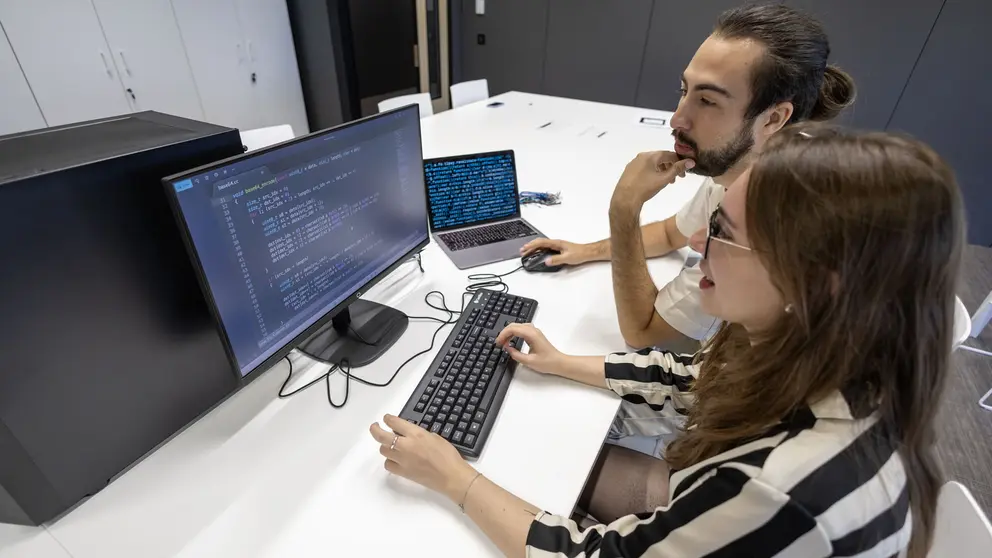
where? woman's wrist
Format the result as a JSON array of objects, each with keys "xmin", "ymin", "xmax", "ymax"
[{"xmin": 443, "ymin": 461, "xmax": 482, "ymax": 504}]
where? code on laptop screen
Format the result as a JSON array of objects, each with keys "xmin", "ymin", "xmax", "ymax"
[{"xmin": 424, "ymin": 151, "xmax": 518, "ymax": 230}]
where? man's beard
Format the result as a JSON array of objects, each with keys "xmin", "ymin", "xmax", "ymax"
[{"xmin": 673, "ymin": 120, "xmax": 755, "ymax": 177}]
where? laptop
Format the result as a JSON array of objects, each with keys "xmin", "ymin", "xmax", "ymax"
[{"xmin": 424, "ymin": 150, "xmax": 544, "ymax": 269}]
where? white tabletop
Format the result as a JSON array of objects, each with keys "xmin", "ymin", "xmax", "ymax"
[{"xmin": 6, "ymin": 92, "xmax": 704, "ymax": 558}]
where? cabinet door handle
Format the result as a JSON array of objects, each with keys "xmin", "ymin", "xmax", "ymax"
[
  {"xmin": 118, "ymin": 50, "xmax": 132, "ymax": 76},
  {"xmin": 99, "ymin": 51, "xmax": 113, "ymax": 77},
  {"xmin": 247, "ymin": 40, "xmax": 255, "ymax": 62}
]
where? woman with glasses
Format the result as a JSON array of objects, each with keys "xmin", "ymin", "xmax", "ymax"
[{"xmin": 368, "ymin": 123, "xmax": 964, "ymax": 558}]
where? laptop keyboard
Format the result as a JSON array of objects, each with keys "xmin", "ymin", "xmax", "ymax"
[{"xmin": 439, "ymin": 220, "xmax": 537, "ymax": 251}]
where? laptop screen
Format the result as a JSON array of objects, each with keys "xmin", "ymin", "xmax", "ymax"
[{"xmin": 424, "ymin": 150, "xmax": 520, "ymax": 231}]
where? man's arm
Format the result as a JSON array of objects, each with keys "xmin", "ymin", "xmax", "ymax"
[
  {"xmin": 610, "ymin": 208, "xmax": 692, "ymax": 349},
  {"xmin": 520, "ymin": 216, "xmax": 687, "ymax": 265}
]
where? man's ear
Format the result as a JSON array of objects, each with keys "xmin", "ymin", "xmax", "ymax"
[{"xmin": 759, "ymin": 101, "xmax": 794, "ymax": 139}]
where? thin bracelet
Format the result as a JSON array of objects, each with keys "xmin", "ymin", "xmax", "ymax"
[{"xmin": 458, "ymin": 472, "xmax": 483, "ymax": 513}]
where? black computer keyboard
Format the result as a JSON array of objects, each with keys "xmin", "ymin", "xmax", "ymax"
[
  {"xmin": 398, "ymin": 289, "xmax": 538, "ymax": 459},
  {"xmin": 438, "ymin": 220, "xmax": 537, "ymax": 251}
]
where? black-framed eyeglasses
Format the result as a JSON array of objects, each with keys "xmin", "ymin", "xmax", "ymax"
[{"xmin": 704, "ymin": 206, "xmax": 752, "ymax": 259}]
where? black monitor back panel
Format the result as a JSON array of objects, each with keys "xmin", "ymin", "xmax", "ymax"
[{"xmin": 0, "ymin": 112, "xmax": 243, "ymax": 525}]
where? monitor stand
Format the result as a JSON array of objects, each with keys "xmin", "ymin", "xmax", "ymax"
[{"xmin": 296, "ymin": 300, "xmax": 409, "ymax": 367}]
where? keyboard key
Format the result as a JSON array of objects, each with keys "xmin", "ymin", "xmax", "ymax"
[
  {"xmin": 430, "ymin": 423, "xmax": 443, "ymax": 434},
  {"xmin": 415, "ymin": 402, "xmax": 425, "ymax": 412},
  {"xmin": 458, "ymin": 421, "xmax": 469, "ymax": 432},
  {"xmin": 419, "ymin": 394, "xmax": 430, "ymax": 403},
  {"xmin": 461, "ymin": 412, "xmax": 473, "ymax": 423},
  {"xmin": 446, "ymin": 414, "xmax": 458, "ymax": 424},
  {"xmin": 474, "ymin": 410, "xmax": 486, "ymax": 423},
  {"xmin": 441, "ymin": 404, "xmax": 451, "ymax": 414},
  {"xmin": 437, "ymin": 413, "xmax": 448, "ymax": 424},
  {"xmin": 469, "ymin": 422, "xmax": 481, "ymax": 435},
  {"xmin": 452, "ymin": 405, "xmax": 464, "ymax": 416},
  {"xmin": 466, "ymin": 404, "xmax": 477, "ymax": 414},
  {"xmin": 469, "ymin": 396, "xmax": 480, "ymax": 406},
  {"xmin": 465, "ymin": 434, "xmax": 477, "ymax": 447},
  {"xmin": 452, "ymin": 431, "xmax": 464, "ymax": 444},
  {"xmin": 457, "ymin": 397, "xmax": 468, "ymax": 407},
  {"xmin": 428, "ymin": 405, "xmax": 439, "ymax": 415},
  {"xmin": 423, "ymin": 414, "xmax": 434, "ymax": 424},
  {"xmin": 442, "ymin": 424, "xmax": 454, "ymax": 439}
]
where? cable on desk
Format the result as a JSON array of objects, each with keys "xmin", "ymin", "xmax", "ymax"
[
  {"xmin": 280, "ymin": 261, "xmax": 524, "ymax": 410},
  {"xmin": 278, "ymin": 355, "xmax": 339, "ymax": 398}
]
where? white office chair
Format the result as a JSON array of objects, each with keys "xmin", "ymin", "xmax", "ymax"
[
  {"xmin": 929, "ymin": 481, "xmax": 992, "ymax": 557},
  {"xmin": 450, "ymin": 79, "xmax": 490, "ymax": 108},
  {"xmin": 240, "ymin": 124, "xmax": 295, "ymax": 152},
  {"xmin": 377, "ymin": 93, "xmax": 433, "ymax": 118},
  {"xmin": 960, "ymin": 290, "xmax": 992, "ymax": 409}
]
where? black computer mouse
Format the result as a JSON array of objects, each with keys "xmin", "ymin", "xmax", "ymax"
[{"xmin": 521, "ymin": 248, "xmax": 564, "ymax": 273}]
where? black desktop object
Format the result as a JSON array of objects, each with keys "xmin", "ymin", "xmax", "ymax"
[
  {"xmin": 162, "ymin": 105, "xmax": 429, "ymax": 378},
  {"xmin": 0, "ymin": 113, "xmax": 243, "ymax": 525}
]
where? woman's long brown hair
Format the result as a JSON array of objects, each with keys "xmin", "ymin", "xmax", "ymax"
[{"xmin": 665, "ymin": 123, "xmax": 965, "ymax": 557}]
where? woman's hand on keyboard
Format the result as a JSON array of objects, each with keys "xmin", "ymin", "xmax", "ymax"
[{"xmin": 495, "ymin": 323, "xmax": 566, "ymax": 376}]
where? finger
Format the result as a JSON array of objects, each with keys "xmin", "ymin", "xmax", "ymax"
[
  {"xmin": 663, "ymin": 158, "xmax": 695, "ymax": 182},
  {"xmin": 383, "ymin": 414, "xmax": 422, "ymax": 437},
  {"xmin": 505, "ymin": 345, "xmax": 534, "ymax": 365},
  {"xmin": 544, "ymin": 255, "xmax": 563, "ymax": 267},
  {"xmin": 520, "ymin": 237, "xmax": 555, "ymax": 254},
  {"xmin": 495, "ymin": 323, "xmax": 532, "ymax": 346},
  {"xmin": 379, "ymin": 442, "xmax": 401, "ymax": 462},
  {"xmin": 370, "ymin": 422, "xmax": 395, "ymax": 445},
  {"xmin": 647, "ymin": 150, "xmax": 680, "ymax": 168},
  {"xmin": 384, "ymin": 458, "xmax": 403, "ymax": 476}
]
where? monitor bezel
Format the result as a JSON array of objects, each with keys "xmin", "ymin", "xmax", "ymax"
[
  {"xmin": 423, "ymin": 149, "xmax": 521, "ymax": 233},
  {"xmin": 161, "ymin": 105, "xmax": 428, "ymax": 384}
]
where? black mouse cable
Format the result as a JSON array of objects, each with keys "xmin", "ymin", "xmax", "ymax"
[{"xmin": 466, "ymin": 264, "xmax": 524, "ymax": 293}]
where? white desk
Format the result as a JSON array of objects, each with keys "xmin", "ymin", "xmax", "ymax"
[{"xmin": 9, "ymin": 92, "xmax": 703, "ymax": 558}]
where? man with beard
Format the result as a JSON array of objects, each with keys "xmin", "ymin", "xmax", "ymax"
[{"xmin": 523, "ymin": 4, "xmax": 855, "ymax": 350}]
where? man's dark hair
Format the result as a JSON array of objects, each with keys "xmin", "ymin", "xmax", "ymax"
[{"xmin": 715, "ymin": 4, "xmax": 856, "ymax": 123}]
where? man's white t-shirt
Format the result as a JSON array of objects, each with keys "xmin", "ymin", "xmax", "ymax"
[{"xmin": 654, "ymin": 177, "xmax": 724, "ymax": 340}]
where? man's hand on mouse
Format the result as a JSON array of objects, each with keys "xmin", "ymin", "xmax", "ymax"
[
  {"xmin": 520, "ymin": 238, "xmax": 593, "ymax": 267},
  {"xmin": 612, "ymin": 151, "xmax": 695, "ymax": 209}
]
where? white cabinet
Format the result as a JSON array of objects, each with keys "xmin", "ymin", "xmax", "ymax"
[
  {"xmin": 171, "ymin": 0, "xmax": 253, "ymax": 130},
  {"xmin": 0, "ymin": 24, "xmax": 46, "ymax": 135},
  {"xmin": 90, "ymin": 0, "xmax": 204, "ymax": 121},
  {"xmin": 0, "ymin": 0, "xmax": 131, "ymax": 127},
  {"xmin": 235, "ymin": 0, "xmax": 309, "ymax": 135},
  {"xmin": 173, "ymin": 0, "xmax": 309, "ymax": 134}
]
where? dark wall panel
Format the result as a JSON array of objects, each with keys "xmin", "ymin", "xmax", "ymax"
[
  {"xmin": 887, "ymin": 0, "xmax": 992, "ymax": 246},
  {"xmin": 634, "ymin": 0, "xmax": 743, "ymax": 111},
  {"xmin": 459, "ymin": 0, "xmax": 550, "ymax": 96},
  {"xmin": 786, "ymin": 0, "xmax": 944, "ymax": 130},
  {"xmin": 542, "ymin": 0, "xmax": 653, "ymax": 106}
]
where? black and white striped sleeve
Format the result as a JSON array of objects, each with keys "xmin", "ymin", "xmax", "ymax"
[
  {"xmin": 525, "ymin": 465, "xmax": 830, "ymax": 557},
  {"xmin": 603, "ymin": 349, "xmax": 699, "ymax": 413}
]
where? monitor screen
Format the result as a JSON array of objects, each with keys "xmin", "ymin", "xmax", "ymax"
[
  {"xmin": 165, "ymin": 107, "xmax": 428, "ymax": 378},
  {"xmin": 424, "ymin": 150, "xmax": 519, "ymax": 231}
]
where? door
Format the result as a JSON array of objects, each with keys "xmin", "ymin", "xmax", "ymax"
[
  {"xmin": 0, "ymin": 0, "xmax": 131, "ymax": 126},
  {"xmin": 234, "ymin": 0, "xmax": 310, "ymax": 134},
  {"xmin": 0, "ymin": 23, "xmax": 46, "ymax": 135},
  {"xmin": 348, "ymin": 0, "xmax": 420, "ymax": 117},
  {"xmin": 416, "ymin": 0, "xmax": 450, "ymax": 114},
  {"xmin": 91, "ymin": 0, "xmax": 205, "ymax": 121},
  {"xmin": 172, "ymin": 0, "xmax": 253, "ymax": 130},
  {"xmin": 458, "ymin": 0, "xmax": 549, "ymax": 97}
]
